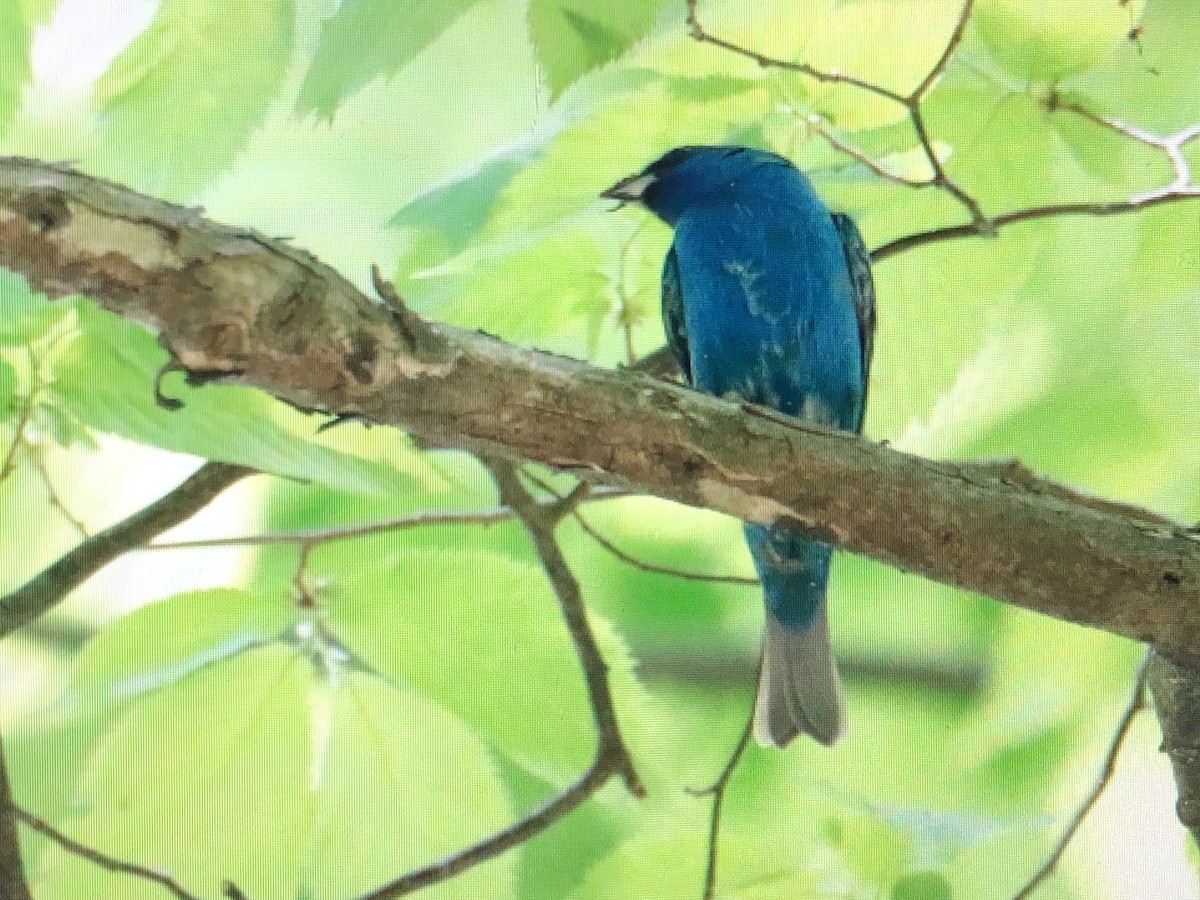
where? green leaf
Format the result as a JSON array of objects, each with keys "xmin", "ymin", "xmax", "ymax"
[
  {"xmin": 36, "ymin": 643, "xmax": 515, "ymax": 899},
  {"xmin": 893, "ymin": 870, "xmax": 953, "ymax": 900},
  {"xmin": 297, "ymin": 0, "xmax": 484, "ymax": 118},
  {"xmin": 50, "ymin": 303, "xmax": 433, "ymax": 495},
  {"xmin": 798, "ymin": 0, "xmax": 965, "ymax": 129},
  {"xmin": 527, "ymin": 0, "xmax": 672, "ymax": 99},
  {"xmin": 95, "ymin": 0, "xmax": 295, "ymax": 198},
  {"xmin": 329, "ymin": 548, "xmax": 649, "ymax": 782},
  {"xmin": 390, "ymin": 146, "xmax": 542, "ymax": 273},
  {"xmin": 71, "ymin": 588, "xmax": 292, "ymax": 699},
  {"xmin": 974, "ymin": 0, "xmax": 1146, "ymax": 81},
  {"xmin": 303, "ymin": 673, "xmax": 515, "ymax": 898},
  {"xmin": 0, "ymin": 0, "xmax": 33, "ymax": 134}
]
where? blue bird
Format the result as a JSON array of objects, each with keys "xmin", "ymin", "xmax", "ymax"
[{"xmin": 603, "ymin": 146, "xmax": 875, "ymax": 747}]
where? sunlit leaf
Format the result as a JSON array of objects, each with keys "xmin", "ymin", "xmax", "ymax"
[
  {"xmin": 50, "ymin": 304, "xmax": 434, "ymax": 494},
  {"xmin": 297, "ymin": 0, "xmax": 484, "ymax": 118},
  {"xmin": 527, "ymin": 0, "xmax": 673, "ymax": 99},
  {"xmin": 0, "ymin": 1, "xmax": 32, "ymax": 133},
  {"xmin": 974, "ymin": 0, "xmax": 1146, "ymax": 81},
  {"xmin": 328, "ymin": 548, "xmax": 650, "ymax": 783},
  {"xmin": 95, "ymin": 0, "xmax": 294, "ymax": 198}
]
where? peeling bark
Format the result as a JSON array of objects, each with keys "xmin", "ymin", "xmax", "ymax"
[{"xmin": 2, "ymin": 156, "xmax": 1200, "ymax": 669}]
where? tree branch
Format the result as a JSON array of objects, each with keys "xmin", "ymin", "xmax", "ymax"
[
  {"xmin": 0, "ymin": 724, "xmax": 33, "ymax": 900},
  {"xmin": 354, "ymin": 463, "xmax": 643, "ymax": 898},
  {"xmin": 2, "ymin": 158, "xmax": 1200, "ymax": 667},
  {"xmin": 1011, "ymin": 651, "xmax": 1151, "ymax": 899},
  {"xmin": 10, "ymin": 805, "xmax": 208, "ymax": 900},
  {"xmin": 485, "ymin": 460, "xmax": 644, "ymax": 796},
  {"xmin": 690, "ymin": 714, "xmax": 754, "ymax": 900},
  {"xmin": 0, "ymin": 460, "xmax": 254, "ymax": 637},
  {"xmin": 1148, "ymin": 652, "xmax": 1200, "ymax": 846}
]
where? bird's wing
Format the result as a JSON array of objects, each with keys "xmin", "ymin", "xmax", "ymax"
[
  {"xmin": 661, "ymin": 242, "xmax": 693, "ymax": 384},
  {"xmin": 831, "ymin": 212, "xmax": 875, "ymax": 426}
]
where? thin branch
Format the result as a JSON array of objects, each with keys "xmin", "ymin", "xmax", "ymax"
[
  {"xmin": 486, "ymin": 460, "xmax": 644, "ymax": 796},
  {"xmin": 0, "ymin": 461, "xmax": 254, "ymax": 638},
  {"xmin": 146, "ymin": 487, "xmax": 629, "ymax": 550},
  {"xmin": 689, "ymin": 715, "xmax": 754, "ymax": 900},
  {"xmin": 355, "ymin": 464, "xmax": 644, "ymax": 900},
  {"xmin": 688, "ymin": 0, "xmax": 990, "ymax": 229},
  {"xmin": 873, "ymin": 101, "xmax": 1200, "ymax": 260},
  {"xmin": 12, "ymin": 806, "xmax": 205, "ymax": 900},
  {"xmin": 809, "ymin": 118, "xmax": 929, "ymax": 187},
  {"xmin": 1011, "ymin": 651, "xmax": 1152, "ymax": 900},
  {"xmin": 0, "ymin": 724, "xmax": 33, "ymax": 900},
  {"xmin": 0, "ymin": 384, "xmax": 34, "ymax": 487},
  {"xmin": 910, "ymin": 0, "xmax": 975, "ymax": 101},
  {"xmin": 354, "ymin": 758, "xmax": 614, "ymax": 900},
  {"xmin": 32, "ymin": 449, "xmax": 89, "ymax": 538},
  {"xmin": 571, "ymin": 510, "xmax": 759, "ymax": 585},
  {"xmin": 683, "ymin": 0, "xmax": 908, "ymax": 105}
]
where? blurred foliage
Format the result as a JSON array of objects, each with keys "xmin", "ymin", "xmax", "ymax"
[{"xmin": 1, "ymin": 0, "xmax": 1199, "ymax": 898}]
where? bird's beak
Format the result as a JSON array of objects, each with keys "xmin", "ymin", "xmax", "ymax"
[{"xmin": 600, "ymin": 173, "xmax": 656, "ymax": 209}]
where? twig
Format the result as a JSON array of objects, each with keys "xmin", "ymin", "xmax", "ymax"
[
  {"xmin": 145, "ymin": 487, "xmax": 629, "ymax": 550},
  {"xmin": 354, "ymin": 462, "xmax": 644, "ymax": 899},
  {"xmin": 688, "ymin": 0, "xmax": 989, "ymax": 230},
  {"xmin": 12, "ymin": 806, "xmax": 204, "ymax": 900},
  {"xmin": 1010, "ymin": 651, "xmax": 1152, "ymax": 900},
  {"xmin": 684, "ymin": 0, "xmax": 907, "ymax": 104},
  {"xmin": 873, "ymin": 101, "xmax": 1200, "ymax": 260},
  {"xmin": 0, "ymin": 461, "xmax": 254, "ymax": 638},
  {"xmin": 0, "ymin": 724, "xmax": 34, "ymax": 900},
  {"xmin": 354, "ymin": 758, "xmax": 614, "ymax": 900},
  {"xmin": 487, "ymin": 460, "xmax": 644, "ymax": 796},
  {"xmin": 689, "ymin": 715, "xmax": 754, "ymax": 900},
  {"xmin": 572, "ymin": 510, "xmax": 759, "ymax": 585},
  {"xmin": 0, "ymin": 385, "xmax": 34, "ymax": 487},
  {"xmin": 31, "ymin": 449, "xmax": 89, "ymax": 538}
]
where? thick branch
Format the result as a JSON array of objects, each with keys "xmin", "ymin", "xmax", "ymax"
[
  {"xmin": 2, "ymin": 159, "xmax": 1200, "ymax": 666},
  {"xmin": 1148, "ymin": 653, "xmax": 1200, "ymax": 846},
  {"xmin": 0, "ymin": 459, "xmax": 253, "ymax": 637}
]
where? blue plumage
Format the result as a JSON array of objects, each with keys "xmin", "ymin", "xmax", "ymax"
[{"xmin": 604, "ymin": 146, "xmax": 875, "ymax": 747}]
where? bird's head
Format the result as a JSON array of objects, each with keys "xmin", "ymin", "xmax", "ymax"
[{"xmin": 601, "ymin": 145, "xmax": 801, "ymax": 225}]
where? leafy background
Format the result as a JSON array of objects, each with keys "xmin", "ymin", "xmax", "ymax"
[{"xmin": 1, "ymin": 0, "xmax": 1199, "ymax": 897}]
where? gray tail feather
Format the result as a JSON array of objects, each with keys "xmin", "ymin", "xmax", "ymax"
[{"xmin": 753, "ymin": 605, "xmax": 845, "ymax": 748}]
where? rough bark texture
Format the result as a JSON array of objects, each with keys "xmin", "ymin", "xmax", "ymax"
[
  {"xmin": 1148, "ymin": 654, "xmax": 1200, "ymax": 846},
  {"xmin": 2, "ymin": 156, "xmax": 1200, "ymax": 667}
]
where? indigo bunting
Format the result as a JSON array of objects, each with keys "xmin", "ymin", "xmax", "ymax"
[{"xmin": 603, "ymin": 146, "xmax": 875, "ymax": 747}]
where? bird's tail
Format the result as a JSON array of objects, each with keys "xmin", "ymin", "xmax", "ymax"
[
  {"xmin": 753, "ymin": 603, "xmax": 845, "ymax": 747},
  {"xmin": 744, "ymin": 523, "xmax": 845, "ymax": 747}
]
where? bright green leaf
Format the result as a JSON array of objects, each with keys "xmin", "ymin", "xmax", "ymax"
[
  {"xmin": 297, "ymin": 0, "xmax": 483, "ymax": 118},
  {"xmin": 50, "ymin": 303, "xmax": 433, "ymax": 495},
  {"xmin": 303, "ymin": 672, "xmax": 515, "ymax": 898},
  {"xmin": 36, "ymin": 642, "xmax": 515, "ymax": 899},
  {"xmin": 95, "ymin": 0, "xmax": 295, "ymax": 198},
  {"xmin": 0, "ymin": 1, "xmax": 32, "ymax": 134},
  {"xmin": 527, "ymin": 0, "xmax": 672, "ymax": 99},
  {"xmin": 34, "ymin": 647, "xmax": 315, "ymax": 899},
  {"xmin": 974, "ymin": 0, "xmax": 1146, "ymax": 81},
  {"xmin": 71, "ymin": 588, "xmax": 292, "ymax": 699},
  {"xmin": 329, "ymin": 549, "xmax": 649, "ymax": 782}
]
